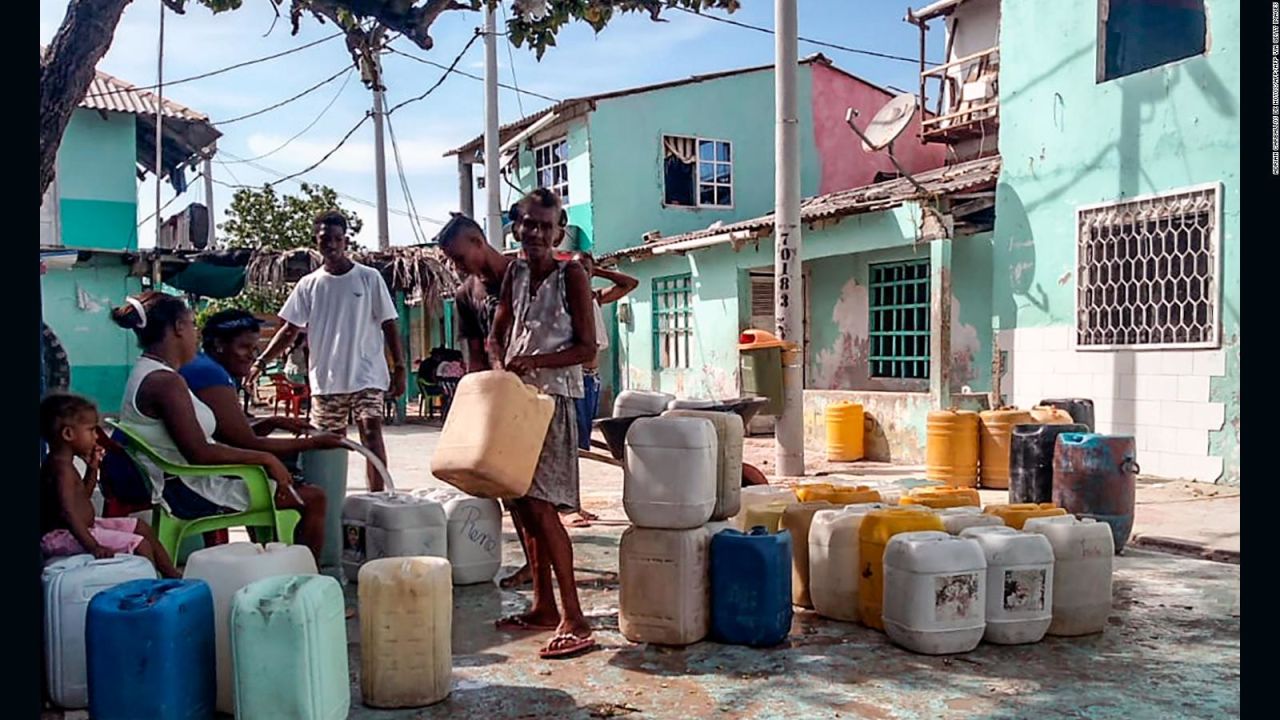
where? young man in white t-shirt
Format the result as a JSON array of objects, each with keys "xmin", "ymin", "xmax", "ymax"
[{"xmin": 254, "ymin": 211, "xmax": 406, "ymax": 492}]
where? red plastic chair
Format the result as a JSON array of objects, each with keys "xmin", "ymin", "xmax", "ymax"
[{"xmin": 269, "ymin": 374, "xmax": 309, "ymax": 418}]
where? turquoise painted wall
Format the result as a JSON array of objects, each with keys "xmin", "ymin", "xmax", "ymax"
[
  {"xmin": 615, "ymin": 205, "xmax": 993, "ymax": 399},
  {"xmin": 41, "ymin": 256, "xmax": 143, "ymax": 413},
  {"xmin": 995, "ymin": 0, "xmax": 1239, "ymax": 476},
  {"xmin": 57, "ymin": 109, "xmax": 139, "ymax": 251},
  {"xmin": 586, "ymin": 65, "xmax": 821, "ymax": 257},
  {"xmin": 514, "ymin": 117, "xmax": 594, "ymax": 250}
]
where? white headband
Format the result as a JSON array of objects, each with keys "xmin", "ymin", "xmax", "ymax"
[{"xmin": 125, "ymin": 297, "xmax": 148, "ymax": 329}]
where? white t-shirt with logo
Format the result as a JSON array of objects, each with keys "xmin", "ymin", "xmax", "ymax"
[{"xmin": 279, "ymin": 262, "xmax": 399, "ymax": 396}]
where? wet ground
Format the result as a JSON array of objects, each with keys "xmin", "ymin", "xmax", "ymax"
[
  {"xmin": 339, "ymin": 525, "xmax": 1238, "ymax": 719},
  {"xmin": 47, "ymin": 424, "xmax": 1241, "ymax": 719},
  {"xmin": 333, "ymin": 425, "xmax": 1240, "ymax": 719}
]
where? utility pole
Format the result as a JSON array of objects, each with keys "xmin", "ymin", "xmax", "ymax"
[
  {"xmin": 483, "ymin": 6, "xmax": 502, "ymax": 249},
  {"xmin": 774, "ymin": 0, "xmax": 805, "ymax": 477},
  {"xmin": 371, "ymin": 44, "xmax": 391, "ymax": 252},
  {"xmin": 203, "ymin": 143, "xmax": 215, "ymax": 246},
  {"xmin": 154, "ymin": 0, "xmax": 165, "ymax": 248}
]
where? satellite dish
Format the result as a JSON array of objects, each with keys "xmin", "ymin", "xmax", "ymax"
[{"xmin": 856, "ymin": 93, "xmax": 918, "ymax": 152}]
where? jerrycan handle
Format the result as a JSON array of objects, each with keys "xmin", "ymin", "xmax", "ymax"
[
  {"xmin": 119, "ymin": 579, "xmax": 185, "ymax": 611},
  {"xmin": 1120, "ymin": 458, "xmax": 1141, "ymax": 475},
  {"xmin": 747, "ymin": 526, "xmax": 770, "ymax": 536}
]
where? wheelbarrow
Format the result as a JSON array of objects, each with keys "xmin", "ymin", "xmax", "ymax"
[{"xmin": 587, "ymin": 396, "xmax": 770, "ymax": 462}]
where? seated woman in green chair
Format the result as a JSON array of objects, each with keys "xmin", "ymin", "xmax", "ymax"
[{"xmin": 111, "ymin": 292, "xmax": 328, "ymax": 559}]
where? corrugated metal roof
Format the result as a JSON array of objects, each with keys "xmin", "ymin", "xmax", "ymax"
[
  {"xmin": 79, "ymin": 69, "xmax": 211, "ymax": 123},
  {"xmin": 600, "ymin": 155, "xmax": 1001, "ymax": 261},
  {"xmin": 445, "ymin": 54, "xmax": 888, "ymax": 159}
]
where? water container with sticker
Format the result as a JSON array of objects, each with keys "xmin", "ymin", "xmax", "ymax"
[
  {"xmin": 710, "ymin": 528, "xmax": 792, "ymax": 647},
  {"xmin": 341, "ymin": 492, "xmax": 447, "ymax": 581},
  {"xmin": 183, "ymin": 542, "xmax": 318, "ymax": 713},
  {"xmin": 358, "ymin": 557, "xmax": 452, "ymax": 708},
  {"xmin": 663, "ymin": 409, "xmax": 744, "ymax": 520},
  {"xmin": 882, "ymin": 531, "xmax": 987, "ymax": 654},
  {"xmin": 619, "ymin": 526, "xmax": 710, "ymax": 646},
  {"xmin": 231, "ymin": 575, "xmax": 349, "ymax": 720},
  {"xmin": 809, "ymin": 504, "xmax": 884, "ymax": 622},
  {"xmin": 623, "ymin": 416, "xmax": 717, "ymax": 529},
  {"xmin": 1025, "ymin": 516, "xmax": 1114, "ymax": 636},
  {"xmin": 960, "ymin": 526, "xmax": 1054, "ymax": 645},
  {"xmin": 86, "ymin": 579, "xmax": 216, "ymax": 720},
  {"xmin": 857, "ymin": 508, "xmax": 946, "ymax": 631},
  {"xmin": 42, "ymin": 554, "xmax": 157, "ymax": 709}
]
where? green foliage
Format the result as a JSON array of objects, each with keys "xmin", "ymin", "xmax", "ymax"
[
  {"xmin": 194, "ymin": 286, "xmax": 288, "ymax": 329},
  {"xmin": 189, "ymin": 1, "xmax": 740, "ymax": 61},
  {"xmin": 221, "ymin": 182, "xmax": 364, "ymax": 252},
  {"xmin": 504, "ymin": 1, "xmax": 741, "ymax": 59}
]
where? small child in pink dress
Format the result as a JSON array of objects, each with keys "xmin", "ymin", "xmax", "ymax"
[{"xmin": 40, "ymin": 393, "xmax": 180, "ymax": 578}]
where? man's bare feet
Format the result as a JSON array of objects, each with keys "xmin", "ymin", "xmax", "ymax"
[
  {"xmin": 499, "ymin": 564, "xmax": 533, "ymax": 589},
  {"xmin": 495, "ymin": 609, "xmax": 560, "ymax": 631}
]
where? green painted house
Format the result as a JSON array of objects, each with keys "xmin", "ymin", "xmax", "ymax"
[
  {"xmin": 447, "ymin": 54, "xmax": 948, "ymax": 417},
  {"xmin": 982, "ymin": 0, "xmax": 1240, "ymax": 484},
  {"xmin": 40, "ymin": 68, "xmax": 220, "ymax": 412}
]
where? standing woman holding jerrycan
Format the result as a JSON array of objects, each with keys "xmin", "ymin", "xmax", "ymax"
[{"xmin": 487, "ymin": 188, "xmax": 599, "ymax": 659}]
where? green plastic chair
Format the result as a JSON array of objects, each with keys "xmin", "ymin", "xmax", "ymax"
[{"xmin": 104, "ymin": 419, "xmax": 301, "ymax": 560}]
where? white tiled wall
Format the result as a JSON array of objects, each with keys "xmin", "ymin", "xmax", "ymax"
[{"xmin": 998, "ymin": 326, "xmax": 1228, "ymax": 484}]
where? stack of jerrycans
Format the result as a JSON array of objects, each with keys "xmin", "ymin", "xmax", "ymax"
[{"xmin": 620, "ymin": 409, "xmax": 742, "ymax": 647}]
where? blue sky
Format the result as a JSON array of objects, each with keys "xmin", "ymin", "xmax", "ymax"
[{"xmin": 39, "ymin": 1, "xmax": 943, "ymax": 248}]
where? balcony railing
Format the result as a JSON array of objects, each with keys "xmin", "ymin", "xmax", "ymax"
[{"xmin": 919, "ymin": 46, "xmax": 999, "ymax": 144}]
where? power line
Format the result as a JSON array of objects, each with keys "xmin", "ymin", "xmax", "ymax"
[
  {"xmin": 137, "ymin": 172, "xmax": 203, "ymax": 227},
  {"xmin": 386, "ymin": 45, "xmax": 561, "ymax": 103},
  {"xmin": 213, "ymin": 64, "xmax": 354, "ymax": 125},
  {"xmin": 499, "ymin": 3, "xmax": 525, "ymax": 116},
  {"xmin": 385, "ymin": 31, "xmax": 484, "ymax": 115},
  {"xmin": 384, "ymin": 112, "xmax": 430, "ymax": 243},
  {"xmin": 214, "ymin": 152, "xmax": 445, "ymax": 225},
  {"xmin": 674, "ymin": 7, "xmax": 936, "ymax": 66},
  {"xmin": 220, "ymin": 68, "xmax": 356, "ymax": 165},
  {"xmin": 207, "ymin": 36, "xmax": 480, "ymax": 202},
  {"xmin": 84, "ymin": 32, "xmax": 345, "ymax": 98}
]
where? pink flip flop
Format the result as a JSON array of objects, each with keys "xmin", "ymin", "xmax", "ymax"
[{"xmin": 539, "ymin": 632, "xmax": 596, "ymax": 659}]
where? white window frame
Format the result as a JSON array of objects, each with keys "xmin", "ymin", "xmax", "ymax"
[
  {"xmin": 1073, "ymin": 181, "xmax": 1223, "ymax": 352},
  {"xmin": 40, "ymin": 174, "xmax": 61, "ymax": 248},
  {"xmin": 533, "ymin": 137, "xmax": 570, "ymax": 205},
  {"xmin": 662, "ymin": 135, "xmax": 734, "ymax": 210}
]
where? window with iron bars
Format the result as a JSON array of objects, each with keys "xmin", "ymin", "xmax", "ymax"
[
  {"xmin": 869, "ymin": 260, "xmax": 931, "ymax": 379},
  {"xmin": 652, "ymin": 274, "xmax": 693, "ymax": 370},
  {"xmin": 1076, "ymin": 184, "xmax": 1220, "ymax": 349}
]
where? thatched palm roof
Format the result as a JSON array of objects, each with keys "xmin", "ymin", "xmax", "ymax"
[{"xmin": 245, "ymin": 246, "xmax": 459, "ymax": 312}]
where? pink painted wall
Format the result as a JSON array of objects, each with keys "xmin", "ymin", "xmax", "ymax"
[{"xmin": 810, "ymin": 63, "xmax": 947, "ymax": 195}]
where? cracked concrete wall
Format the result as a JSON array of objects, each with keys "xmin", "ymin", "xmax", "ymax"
[{"xmin": 807, "ymin": 233, "xmax": 993, "ymax": 394}]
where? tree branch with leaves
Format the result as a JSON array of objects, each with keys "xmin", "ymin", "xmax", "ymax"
[{"xmin": 39, "ymin": 1, "xmax": 739, "ymax": 197}]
